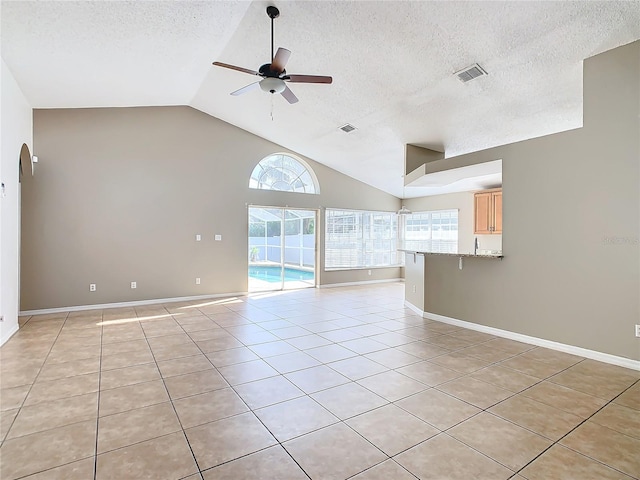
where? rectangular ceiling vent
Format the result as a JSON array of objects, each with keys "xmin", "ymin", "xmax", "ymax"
[
  {"xmin": 339, "ymin": 123, "xmax": 357, "ymax": 133},
  {"xmin": 455, "ymin": 63, "xmax": 487, "ymax": 83}
]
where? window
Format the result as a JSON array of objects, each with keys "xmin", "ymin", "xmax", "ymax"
[
  {"xmin": 403, "ymin": 209, "xmax": 459, "ymax": 253},
  {"xmin": 325, "ymin": 209, "xmax": 400, "ymax": 269},
  {"xmin": 249, "ymin": 153, "xmax": 318, "ymax": 194}
]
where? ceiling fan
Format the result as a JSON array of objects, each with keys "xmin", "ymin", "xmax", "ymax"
[{"xmin": 212, "ymin": 6, "xmax": 332, "ymax": 104}]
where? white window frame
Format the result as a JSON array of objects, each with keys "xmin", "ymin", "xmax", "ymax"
[
  {"xmin": 325, "ymin": 209, "xmax": 400, "ymax": 270},
  {"xmin": 402, "ymin": 209, "xmax": 459, "ymax": 254},
  {"xmin": 249, "ymin": 153, "xmax": 319, "ymax": 194}
]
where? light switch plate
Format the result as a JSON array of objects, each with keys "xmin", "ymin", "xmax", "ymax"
[{"xmin": 215, "ymin": 235, "xmax": 222, "ymax": 241}]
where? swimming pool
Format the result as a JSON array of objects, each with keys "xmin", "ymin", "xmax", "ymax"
[{"xmin": 248, "ymin": 266, "xmax": 314, "ymax": 283}]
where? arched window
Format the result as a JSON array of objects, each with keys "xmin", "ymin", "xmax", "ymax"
[{"xmin": 249, "ymin": 153, "xmax": 319, "ymax": 194}]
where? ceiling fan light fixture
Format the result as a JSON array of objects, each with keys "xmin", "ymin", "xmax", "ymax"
[{"xmin": 260, "ymin": 77, "xmax": 286, "ymax": 94}]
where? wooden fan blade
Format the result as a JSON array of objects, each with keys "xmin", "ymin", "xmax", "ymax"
[
  {"xmin": 281, "ymin": 85, "xmax": 299, "ymax": 104},
  {"xmin": 285, "ymin": 74, "xmax": 332, "ymax": 84},
  {"xmin": 271, "ymin": 48, "xmax": 291, "ymax": 74},
  {"xmin": 231, "ymin": 81, "xmax": 260, "ymax": 96},
  {"xmin": 213, "ymin": 62, "xmax": 259, "ymax": 76}
]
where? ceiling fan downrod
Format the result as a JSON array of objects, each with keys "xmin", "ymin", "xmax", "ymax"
[{"xmin": 267, "ymin": 6, "xmax": 280, "ymax": 62}]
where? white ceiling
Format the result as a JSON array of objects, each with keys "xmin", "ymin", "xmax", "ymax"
[{"xmin": 2, "ymin": 1, "xmax": 639, "ymax": 198}]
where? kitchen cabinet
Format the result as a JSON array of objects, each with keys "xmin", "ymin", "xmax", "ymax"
[{"xmin": 474, "ymin": 188, "xmax": 502, "ymax": 234}]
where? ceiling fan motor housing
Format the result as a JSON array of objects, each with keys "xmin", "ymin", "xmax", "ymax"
[{"xmin": 259, "ymin": 64, "xmax": 285, "ymax": 78}]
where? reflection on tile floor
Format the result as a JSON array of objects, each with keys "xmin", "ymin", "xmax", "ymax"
[{"xmin": 1, "ymin": 283, "xmax": 639, "ymax": 479}]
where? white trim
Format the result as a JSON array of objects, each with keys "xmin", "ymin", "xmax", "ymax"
[
  {"xmin": 319, "ymin": 278, "xmax": 404, "ymax": 289},
  {"xmin": 19, "ymin": 292, "xmax": 248, "ymax": 316},
  {"xmin": 403, "ymin": 300, "xmax": 424, "ymax": 317},
  {"xmin": 250, "ymin": 152, "xmax": 320, "ymax": 194},
  {"xmin": 417, "ymin": 308, "xmax": 639, "ymax": 371},
  {"xmin": 324, "ymin": 265, "xmax": 404, "ymax": 272},
  {"xmin": 1, "ymin": 323, "xmax": 20, "ymax": 346}
]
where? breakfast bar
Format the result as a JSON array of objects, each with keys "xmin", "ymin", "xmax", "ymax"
[{"xmin": 400, "ymin": 249, "xmax": 503, "ymax": 315}]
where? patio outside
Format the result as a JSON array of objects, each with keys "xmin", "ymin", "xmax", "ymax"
[{"xmin": 248, "ymin": 208, "xmax": 316, "ymax": 291}]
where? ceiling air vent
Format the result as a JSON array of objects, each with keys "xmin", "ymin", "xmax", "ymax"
[
  {"xmin": 339, "ymin": 123, "xmax": 357, "ymax": 133},
  {"xmin": 455, "ymin": 63, "xmax": 487, "ymax": 83}
]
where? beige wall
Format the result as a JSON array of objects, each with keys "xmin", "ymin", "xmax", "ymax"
[
  {"xmin": 403, "ymin": 253, "xmax": 425, "ymax": 309},
  {"xmin": 1, "ymin": 59, "xmax": 33, "ymax": 345},
  {"xmin": 23, "ymin": 106, "xmax": 401, "ymax": 310},
  {"xmin": 408, "ymin": 41, "xmax": 639, "ymax": 360}
]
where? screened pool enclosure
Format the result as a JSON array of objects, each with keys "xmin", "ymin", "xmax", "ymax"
[{"xmin": 248, "ymin": 207, "xmax": 316, "ymax": 291}]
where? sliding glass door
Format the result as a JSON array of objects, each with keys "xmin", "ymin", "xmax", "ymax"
[{"xmin": 248, "ymin": 207, "xmax": 316, "ymax": 292}]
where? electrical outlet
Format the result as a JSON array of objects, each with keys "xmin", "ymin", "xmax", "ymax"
[
  {"xmin": 412, "ymin": 285, "xmax": 416, "ymax": 293},
  {"xmin": 131, "ymin": 281, "xmax": 137, "ymax": 289},
  {"xmin": 196, "ymin": 234, "xmax": 201, "ymax": 241},
  {"xmin": 89, "ymin": 284, "xmax": 96, "ymax": 292},
  {"xmin": 367, "ymin": 270, "xmax": 372, "ymax": 276},
  {"xmin": 195, "ymin": 277, "xmax": 201, "ymax": 285},
  {"xmin": 636, "ymin": 324, "xmax": 640, "ymax": 338},
  {"xmin": 215, "ymin": 234, "xmax": 222, "ymax": 241}
]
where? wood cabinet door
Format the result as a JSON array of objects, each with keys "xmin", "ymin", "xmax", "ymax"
[
  {"xmin": 492, "ymin": 191, "xmax": 502, "ymax": 234},
  {"xmin": 474, "ymin": 192, "xmax": 492, "ymax": 234}
]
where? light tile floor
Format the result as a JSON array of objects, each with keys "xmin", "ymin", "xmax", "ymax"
[{"xmin": 1, "ymin": 283, "xmax": 639, "ymax": 479}]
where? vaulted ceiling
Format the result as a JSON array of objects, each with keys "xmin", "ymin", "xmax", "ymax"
[{"xmin": 2, "ymin": 1, "xmax": 639, "ymax": 197}]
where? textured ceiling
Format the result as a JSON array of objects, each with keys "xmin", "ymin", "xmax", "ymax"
[{"xmin": 2, "ymin": 1, "xmax": 640, "ymax": 197}]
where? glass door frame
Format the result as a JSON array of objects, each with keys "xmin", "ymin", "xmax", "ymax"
[{"xmin": 248, "ymin": 206, "xmax": 318, "ymax": 292}]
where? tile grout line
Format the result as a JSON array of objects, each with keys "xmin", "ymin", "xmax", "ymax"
[
  {"xmin": 430, "ymin": 357, "xmax": 639, "ymax": 479},
  {"xmin": 136, "ymin": 306, "xmax": 207, "ymax": 478},
  {"xmin": 191, "ymin": 300, "xmax": 543, "ymax": 478},
  {"xmin": 93, "ymin": 313, "xmax": 105, "ymax": 480},
  {"xmin": 0, "ymin": 324, "xmax": 567, "ymax": 477},
  {"xmin": 295, "ymin": 302, "xmax": 485, "ymax": 478},
  {"xmin": 188, "ymin": 299, "xmax": 411, "ymax": 478},
  {"xmin": 208, "ymin": 304, "xmax": 451, "ymax": 479},
  {"xmin": 176, "ymin": 306, "xmax": 315, "ymax": 480},
  {"xmin": 0, "ymin": 315, "xmax": 67, "ymax": 447},
  {"xmin": 4, "ymin": 312, "xmax": 103, "ymax": 479},
  {"xmin": 429, "ymin": 360, "xmax": 589, "ymax": 475},
  {"xmin": 5, "ymin": 286, "xmax": 637, "ymax": 480},
  {"xmin": 345, "ymin": 458, "xmax": 420, "ymax": 480},
  {"xmin": 7, "ymin": 312, "xmax": 69, "ymax": 407},
  {"xmin": 384, "ymin": 364, "xmax": 565, "ymax": 480},
  {"xmin": 510, "ymin": 376, "xmax": 640, "ymax": 479},
  {"xmin": 336, "ymin": 352, "xmax": 591, "ymax": 477}
]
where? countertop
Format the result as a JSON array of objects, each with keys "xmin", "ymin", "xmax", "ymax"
[{"xmin": 399, "ymin": 249, "xmax": 503, "ymax": 259}]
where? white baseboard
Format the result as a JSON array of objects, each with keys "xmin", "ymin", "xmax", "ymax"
[
  {"xmin": 318, "ymin": 278, "xmax": 404, "ymax": 289},
  {"xmin": 404, "ymin": 301, "xmax": 425, "ymax": 317},
  {"xmin": 1, "ymin": 323, "xmax": 20, "ymax": 347},
  {"xmin": 20, "ymin": 292, "xmax": 248, "ymax": 316},
  {"xmin": 405, "ymin": 301, "xmax": 640, "ymax": 371}
]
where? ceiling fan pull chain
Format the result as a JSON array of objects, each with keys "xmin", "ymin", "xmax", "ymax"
[{"xmin": 271, "ymin": 95, "xmax": 274, "ymax": 121}]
